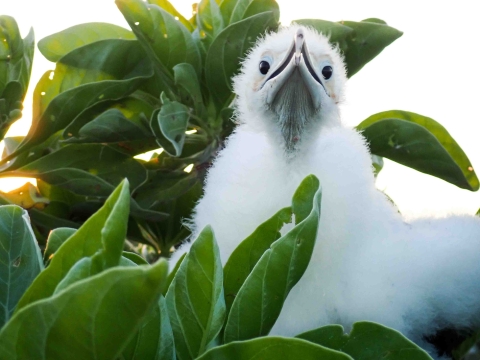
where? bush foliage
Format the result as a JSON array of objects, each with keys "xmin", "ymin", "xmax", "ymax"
[{"xmin": 0, "ymin": 0, "xmax": 478, "ymax": 359}]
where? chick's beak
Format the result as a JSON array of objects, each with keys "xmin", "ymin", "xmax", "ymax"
[{"xmin": 262, "ymin": 28, "xmax": 327, "ymax": 110}]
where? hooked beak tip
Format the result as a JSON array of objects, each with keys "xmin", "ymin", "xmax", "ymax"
[{"xmin": 294, "ymin": 29, "xmax": 304, "ymax": 66}]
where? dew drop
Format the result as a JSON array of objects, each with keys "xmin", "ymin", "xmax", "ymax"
[
  {"xmin": 135, "ymin": 22, "xmax": 140, "ymax": 26},
  {"xmin": 40, "ymin": 92, "xmax": 46, "ymax": 96},
  {"xmin": 468, "ymin": 166, "xmax": 474, "ymax": 171}
]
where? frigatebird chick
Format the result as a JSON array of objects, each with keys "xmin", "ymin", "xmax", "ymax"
[{"xmin": 176, "ymin": 26, "xmax": 480, "ymax": 358}]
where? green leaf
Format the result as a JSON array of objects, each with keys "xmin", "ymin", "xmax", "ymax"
[
  {"xmin": 197, "ymin": 0, "xmax": 224, "ymax": 43},
  {"xmin": 224, "ymin": 176, "xmax": 322, "ymax": 343},
  {"xmin": 173, "ymin": 63, "xmax": 206, "ymax": 118},
  {"xmin": 223, "ymin": 207, "xmax": 292, "ymax": 313},
  {"xmin": 292, "ymin": 19, "xmax": 402, "ymax": 77},
  {"xmin": 43, "ymin": 227, "xmax": 76, "ymax": 264},
  {"xmin": 156, "ymin": 93, "xmax": 190, "ymax": 157},
  {"xmin": 2, "ymin": 39, "xmax": 153, "ymax": 162},
  {"xmin": 166, "ymin": 225, "xmax": 226, "ymax": 360},
  {"xmin": 122, "ymin": 251, "xmax": 149, "ymax": 265},
  {"xmin": 0, "ymin": 17, "xmax": 34, "ymax": 139},
  {"xmin": 29, "ymin": 207, "xmax": 80, "ymax": 230},
  {"xmin": 134, "ymin": 171, "xmax": 199, "ymax": 209},
  {"xmin": 206, "ymin": 11, "xmax": 278, "ymax": 110},
  {"xmin": 149, "ymin": 115, "xmax": 181, "ymax": 158},
  {"xmin": 0, "ymin": 205, "xmax": 43, "ymax": 327},
  {"xmin": 117, "ymin": 0, "xmax": 201, "ymax": 77},
  {"xmin": 3, "ymin": 144, "xmax": 147, "ymax": 197},
  {"xmin": 341, "ymin": 19, "xmax": 403, "ymax": 77},
  {"xmin": 243, "ymin": 0, "xmax": 280, "ymax": 24},
  {"xmin": 164, "ymin": 252, "xmax": 186, "ymax": 296},
  {"xmin": 357, "ymin": 110, "xmax": 479, "ymax": 191},
  {"xmin": 0, "ymin": 259, "xmax": 169, "ymax": 360},
  {"xmin": 38, "ymin": 22, "xmax": 135, "ymax": 62},
  {"xmin": 74, "ymin": 108, "xmax": 151, "ymax": 143},
  {"xmin": 296, "ymin": 321, "xmax": 433, "ymax": 360},
  {"xmin": 15, "ymin": 180, "xmax": 130, "ymax": 311},
  {"xmin": 292, "ymin": 174, "xmax": 319, "ymax": 224},
  {"xmin": 0, "ymin": 16, "xmax": 34, "ymax": 98},
  {"xmin": 220, "ymin": 0, "xmax": 279, "ymax": 26},
  {"xmin": 122, "ymin": 295, "xmax": 176, "ymax": 360},
  {"xmin": 53, "ymin": 255, "xmax": 99, "ymax": 294},
  {"xmin": 64, "ymin": 94, "xmax": 154, "ymax": 141},
  {"xmin": 197, "ymin": 337, "xmax": 353, "ymax": 360},
  {"xmin": 147, "ymin": 0, "xmax": 194, "ymax": 31}
]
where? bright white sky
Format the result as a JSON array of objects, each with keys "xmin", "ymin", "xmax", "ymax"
[{"xmin": 2, "ymin": 0, "xmax": 480, "ymax": 218}]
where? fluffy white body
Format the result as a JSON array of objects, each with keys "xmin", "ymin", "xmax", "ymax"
[{"xmin": 175, "ymin": 26, "xmax": 480, "ymax": 357}]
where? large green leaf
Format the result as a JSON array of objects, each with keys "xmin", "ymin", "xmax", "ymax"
[
  {"xmin": 166, "ymin": 225, "xmax": 225, "ymax": 360},
  {"xmin": 64, "ymin": 95, "xmax": 154, "ymax": 143},
  {"xmin": 357, "ymin": 110, "xmax": 479, "ymax": 191},
  {"xmin": 341, "ymin": 19, "xmax": 402, "ymax": 77},
  {"xmin": 292, "ymin": 19, "xmax": 402, "ymax": 77},
  {"xmin": 224, "ymin": 176, "xmax": 322, "ymax": 343},
  {"xmin": 0, "ymin": 206, "xmax": 43, "ymax": 327},
  {"xmin": 15, "ymin": 180, "xmax": 130, "ymax": 311},
  {"xmin": 38, "ymin": 23, "xmax": 135, "ymax": 62},
  {"xmin": 0, "ymin": 259, "xmax": 169, "ymax": 360},
  {"xmin": 122, "ymin": 295, "xmax": 176, "ymax": 360},
  {"xmin": 147, "ymin": 0, "xmax": 194, "ymax": 31},
  {"xmin": 296, "ymin": 322, "xmax": 433, "ymax": 360},
  {"xmin": 223, "ymin": 207, "xmax": 292, "ymax": 313},
  {"xmin": 173, "ymin": 63, "xmax": 206, "ymax": 118},
  {"xmin": 206, "ymin": 11, "xmax": 278, "ymax": 110},
  {"xmin": 117, "ymin": 0, "xmax": 201, "ymax": 78},
  {"xmin": 220, "ymin": 0, "xmax": 279, "ymax": 26},
  {"xmin": 197, "ymin": 0, "xmax": 224, "ymax": 44},
  {"xmin": 1, "ymin": 39, "xmax": 153, "ymax": 163},
  {"xmin": 0, "ymin": 16, "xmax": 34, "ymax": 97},
  {"xmin": 1, "ymin": 144, "xmax": 147, "ymax": 197},
  {"xmin": 0, "ymin": 16, "xmax": 34, "ymax": 139},
  {"xmin": 197, "ymin": 337, "xmax": 352, "ymax": 360}
]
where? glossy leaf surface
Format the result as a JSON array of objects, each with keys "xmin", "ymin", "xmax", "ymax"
[
  {"xmin": 198, "ymin": 337, "xmax": 352, "ymax": 360},
  {"xmin": 166, "ymin": 226, "xmax": 225, "ymax": 360},
  {"xmin": 0, "ymin": 206, "xmax": 43, "ymax": 326},
  {"xmin": 224, "ymin": 176, "xmax": 322, "ymax": 343},
  {"xmin": 16, "ymin": 180, "xmax": 130, "ymax": 311},
  {"xmin": 0, "ymin": 259, "xmax": 169, "ymax": 360},
  {"xmin": 357, "ymin": 110, "xmax": 479, "ymax": 191},
  {"xmin": 296, "ymin": 322, "xmax": 433, "ymax": 360}
]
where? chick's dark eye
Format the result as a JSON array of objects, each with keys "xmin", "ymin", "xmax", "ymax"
[
  {"xmin": 259, "ymin": 61, "xmax": 270, "ymax": 75},
  {"xmin": 322, "ymin": 66, "xmax": 333, "ymax": 80}
]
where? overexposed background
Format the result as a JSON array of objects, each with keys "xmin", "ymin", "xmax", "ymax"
[{"xmin": 2, "ymin": 0, "xmax": 479, "ymax": 218}]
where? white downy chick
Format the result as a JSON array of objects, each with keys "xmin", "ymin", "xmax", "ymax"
[{"xmin": 177, "ymin": 25, "xmax": 480, "ymax": 358}]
